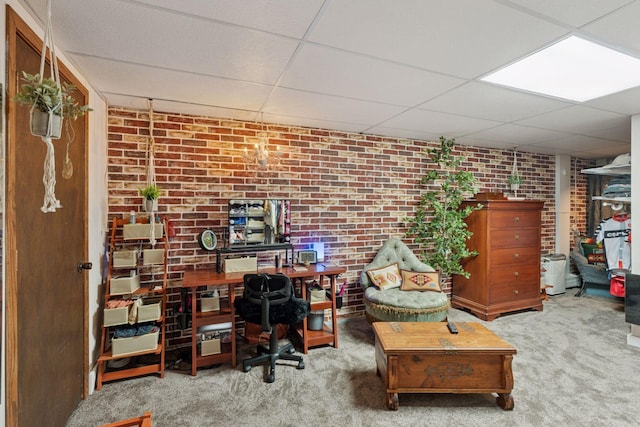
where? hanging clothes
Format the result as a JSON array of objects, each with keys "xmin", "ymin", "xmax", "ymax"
[{"xmin": 595, "ymin": 212, "xmax": 631, "ymax": 271}]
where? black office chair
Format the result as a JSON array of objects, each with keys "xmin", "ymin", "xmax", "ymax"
[{"xmin": 234, "ymin": 273, "xmax": 310, "ymax": 383}]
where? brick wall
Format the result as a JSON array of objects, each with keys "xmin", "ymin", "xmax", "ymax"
[{"xmin": 107, "ymin": 107, "xmax": 591, "ymax": 348}]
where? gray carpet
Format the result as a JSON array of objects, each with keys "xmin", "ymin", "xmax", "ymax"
[{"xmin": 67, "ymin": 292, "xmax": 640, "ymax": 427}]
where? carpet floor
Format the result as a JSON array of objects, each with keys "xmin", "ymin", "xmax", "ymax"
[{"xmin": 66, "ymin": 291, "xmax": 640, "ymax": 426}]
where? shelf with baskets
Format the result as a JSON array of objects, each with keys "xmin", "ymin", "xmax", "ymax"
[{"xmin": 96, "ymin": 216, "xmax": 168, "ymax": 390}]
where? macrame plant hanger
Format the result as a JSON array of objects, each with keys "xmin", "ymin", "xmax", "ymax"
[
  {"xmin": 39, "ymin": 0, "xmax": 63, "ymax": 213},
  {"xmin": 146, "ymin": 99, "xmax": 157, "ymax": 246}
]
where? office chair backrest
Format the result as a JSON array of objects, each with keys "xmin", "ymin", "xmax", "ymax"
[{"xmin": 243, "ymin": 273, "xmax": 293, "ymax": 331}]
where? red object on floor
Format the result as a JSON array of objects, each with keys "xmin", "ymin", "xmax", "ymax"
[{"xmin": 610, "ymin": 274, "xmax": 625, "ymax": 297}]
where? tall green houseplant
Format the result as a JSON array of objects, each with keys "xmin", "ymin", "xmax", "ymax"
[{"xmin": 406, "ymin": 136, "xmax": 481, "ymax": 278}]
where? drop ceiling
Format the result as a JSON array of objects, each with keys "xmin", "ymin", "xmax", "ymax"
[{"xmin": 19, "ymin": 0, "xmax": 640, "ymax": 159}]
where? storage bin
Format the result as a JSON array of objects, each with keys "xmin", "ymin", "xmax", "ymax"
[
  {"xmin": 110, "ymin": 274, "xmax": 140, "ymax": 295},
  {"xmin": 113, "ymin": 250, "xmax": 137, "ymax": 268},
  {"xmin": 104, "ymin": 305, "xmax": 130, "ymax": 327},
  {"xmin": 142, "ymin": 248, "xmax": 165, "ymax": 265},
  {"xmin": 308, "ymin": 310, "xmax": 324, "ymax": 331},
  {"xmin": 137, "ymin": 297, "xmax": 162, "ymax": 322},
  {"xmin": 201, "ymin": 338, "xmax": 221, "ymax": 356},
  {"xmin": 224, "ymin": 256, "xmax": 257, "ymax": 273},
  {"xmin": 123, "ymin": 223, "xmax": 164, "ymax": 240},
  {"xmin": 201, "ymin": 296, "xmax": 220, "ymax": 312},
  {"xmin": 111, "ymin": 330, "xmax": 159, "ymax": 356},
  {"xmin": 308, "ymin": 288, "xmax": 325, "ymax": 303}
]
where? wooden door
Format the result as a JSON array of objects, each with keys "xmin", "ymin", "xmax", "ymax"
[{"xmin": 5, "ymin": 8, "xmax": 88, "ymax": 426}]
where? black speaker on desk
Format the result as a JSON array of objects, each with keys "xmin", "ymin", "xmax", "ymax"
[{"xmin": 625, "ymin": 273, "xmax": 640, "ymax": 325}]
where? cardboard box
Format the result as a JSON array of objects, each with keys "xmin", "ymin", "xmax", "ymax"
[
  {"xmin": 201, "ymin": 338, "xmax": 221, "ymax": 356},
  {"xmin": 123, "ymin": 223, "xmax": 164, "ymax": 240},
  {"xmin": 111, "ymin": 274, "xmax": 140, "ymax": 295},
  {"xmin": 104, "ymin": 305, "xmax": 130, "ymax": 327},
  {"xmin": 113, "ymin": 250, "xmax": 138, "ymax": 268},
  {"xmin": 111, "ymin": 330, "xmax": 159, "ymax": 356},
  {"xmin": 224, "ymin": 256, "xmax": 257, "ymax": 273},
  {"xmin": 137, "ymin": 297, "xmax": 162, "ymax": 322},
  {"xmin": 201, "ymin": 296, "xmax": 220, "ymax": 312},
  {"xmin": 143, "ymin": 248, "xmax": 165, "ymax": 265}
]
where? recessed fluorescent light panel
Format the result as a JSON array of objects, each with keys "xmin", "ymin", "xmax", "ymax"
[{"xmin": 482, "ymin": 36, "xmax": 640, "ymax": 102}]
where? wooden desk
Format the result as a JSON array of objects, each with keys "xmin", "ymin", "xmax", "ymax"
[
  {"xmin": 182, "ymin": 263, "xmax": 345, "ymax": 375},
  {"xmin": 373, "ymin": 321, "xmax": 516, "ymax": 410}
]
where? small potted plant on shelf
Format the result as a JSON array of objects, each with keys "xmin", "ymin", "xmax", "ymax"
[
  {"xmin": 12, "ymin": 71, "xmax": 91, "ymax": 138},
  {"xmin": 139, "ymin": 184, "xmax": 161, "ymax": 212},
  {"xmin": 508, "ymin": 174, "xmax": 522, "ymax": 191}
]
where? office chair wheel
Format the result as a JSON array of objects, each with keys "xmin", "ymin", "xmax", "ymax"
[
  {"xmin": 286, "ymin": 348, "xmax": 295, "ymax": 355},
  {"xmin": 243, "ymin": 363, "xmax": 251, "ymax": 373},
  {"xmin": 266, "ymin": 372, "xmax": 275, "ymax": 383},
  {"xmin": 297, "ymin": 361, "xmax": 305, "ymax": 370}
]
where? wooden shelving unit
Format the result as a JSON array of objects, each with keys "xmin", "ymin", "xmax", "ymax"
[{"xmin": 96, "ymin": 217, "xmax": 168, "ymax": 390}]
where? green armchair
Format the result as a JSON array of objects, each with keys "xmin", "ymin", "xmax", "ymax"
[{"xmin": 360, "ymin": 238, "xmax": 450, "ymax": 322}]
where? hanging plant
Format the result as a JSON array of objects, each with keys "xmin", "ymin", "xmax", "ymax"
[{"xmin": 13, "ymin": 71, "xmax": 91, "ymax": 138}]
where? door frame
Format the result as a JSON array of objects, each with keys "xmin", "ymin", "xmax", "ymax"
[{"xmin": 5, "ymin": 5, "xmax": 89, "ymax": 424}]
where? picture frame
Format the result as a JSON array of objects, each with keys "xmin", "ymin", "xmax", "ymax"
[{"xmin": 298, "ymin": 250, "xmax": 317, "ymax": 265}]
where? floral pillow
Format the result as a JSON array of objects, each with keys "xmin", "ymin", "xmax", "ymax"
[
  {"xmin": 366, "ymin": 263, "xmax": 402, "ymax": 290},
  {"xmin": 400, "ymin": 270, "xmax": 441, "ymax": 292}
]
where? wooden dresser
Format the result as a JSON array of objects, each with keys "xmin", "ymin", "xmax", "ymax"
[{"xmin": 452, "ymin": 199, "xmax": 544, "ymax": 320}]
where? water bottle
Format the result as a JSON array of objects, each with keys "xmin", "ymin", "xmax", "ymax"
[{"xmin": 129, "ymin": 210, "xmax": 136, "ymax": 224}]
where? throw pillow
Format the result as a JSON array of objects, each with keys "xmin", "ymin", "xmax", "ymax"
[
  {"xmin": 367, "ymin": 263, "xmax": 402, "ymax": 290},
  {"xmin": 400, "ymin": 270, "xmax": 441, "ymax": 292}
]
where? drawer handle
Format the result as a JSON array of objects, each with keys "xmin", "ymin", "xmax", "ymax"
[
  {"xmin": 514, "ymin": 216, "xmax": 520, "ymax": 222},
  {"xmin": 514, "ymin": 234, "xmax": 520, "ymax": 240},
  {"xmin": 514, "ymin": 289, "xmax": 519, "ymax": 295},
  {"xmin": 514, "ymin": 253, "xmax": 519, "ymax": 259},
  {"xmin": 513, "ymin": 272, "xmax": 519, "ymax": 277}
]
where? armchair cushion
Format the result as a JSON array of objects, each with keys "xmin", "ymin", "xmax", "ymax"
[
  {"xmin": 366, "ymin": 263, "xmax": 402, "ymax": 290},
  {"xmin": 400, "ymin": 270, "xmax": 441, "ymax": 292}
]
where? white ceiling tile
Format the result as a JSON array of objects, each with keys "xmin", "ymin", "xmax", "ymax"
[
  {"xmin": 420, "ymin": 82, "xmax": 570, "ymax": 122},
  {"xmin": 53, "ymin": 0, "xmax": 299, "ymax": 85},
  {"xmin": 586, "ymin": 86, "xmax": 640, "ymax": 116},
  {"xmin": 280, "ymin": 44, "xmax": 465, "ymax": 106},
  {"xmin": 466, "ymin": 123, "xmax": 570, "ymax": 146},
  {"xmin": 263, "ymin": 88, "xmax": 406, "ymax": 125},
  {"xmin": 71, "ymin": 56, "xmax": 272, "ymax": 112},
  {"xmin": 133, "ymin": 0, "xmax": 325, "ymax": 38},
  {"xmin": 581, "ymin": 1, "xmax": 640, "ymax": 53},
  {"xmin": 515, "ymin": 106, "xmax": 630, "ymax": 135},
  {"xmin": 262, "ymin": 114, "xmax": 370, "ymax": 134},
  {"xmin": 505, "ymin": 0, "xmax": 634, "ymax": 27},
  {"xmin": 307, "ymin": 0, "xmax": 568, "ymax": 78},
  {"xmin": 377, "ymin": 109, "xmax": 501, "ymax": 137}
]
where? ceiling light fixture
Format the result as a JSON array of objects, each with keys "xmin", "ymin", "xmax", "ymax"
[
  {"xmin": 482, "ymin": 36, "xmax": 640, "ymax": 102},
  {"xmin": 244, "ymin": 112, "xmax": 281, "ymax": 170}
]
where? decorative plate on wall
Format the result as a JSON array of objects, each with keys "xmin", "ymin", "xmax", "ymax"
[{"xmin": 198, "ymin": 229, "xmax": 217, "ymax": 251}]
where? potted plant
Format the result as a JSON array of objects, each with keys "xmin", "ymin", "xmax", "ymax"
[
  {"xmin": 508, "ymin": 174, "xmax": 522, "ymax": 191},
  {"xmin": 12, "ymin": 71, "xmax": 91, "ymax": 138},
  {"xmin": 405, "ymin": 136, "xmax": 481, "ymax": 278},
  {"xmin": 139, "ymin": 184, "xmax": 161, "ymax": 212}
]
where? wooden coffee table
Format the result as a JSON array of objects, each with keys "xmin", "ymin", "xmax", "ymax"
[{"xmin": 373, "ymin": 321, "xmax": 516, "ymax": 410}]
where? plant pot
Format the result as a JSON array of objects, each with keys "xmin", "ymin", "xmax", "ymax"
[
  {"xmin": 30, "ymin": 110, "xmax": 62, "ymax": 139},
  {"xmin": 144, "ymin": 199, "xmax": 158, "ymax": 212},
  {"xmin": 510, "ymin": 183, "xmax": 520, "ymax": 191}
]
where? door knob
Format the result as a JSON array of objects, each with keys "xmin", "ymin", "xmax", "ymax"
[{"xmin": 77, "ymin": 262, "xmax": 93, "ymax": 272}]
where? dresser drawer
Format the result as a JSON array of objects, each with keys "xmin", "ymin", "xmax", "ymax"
[
  {"xmin": 488, "ymin": 264, "xmax": 539, "ymax": 286},
  {"xmin": 490, "ymin": 247, "xmax": 539, "ymax": 267},
  {"xmin": 489, "ymin": 210, "xmax": 539, "ymax": 229},
  {"xmin": 490, "ymin": 229, "xmax": 539, "ymax": 249},
  {"xmin": 489, "ymin": 280, "xmax": 540, "ymax": 304}
]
